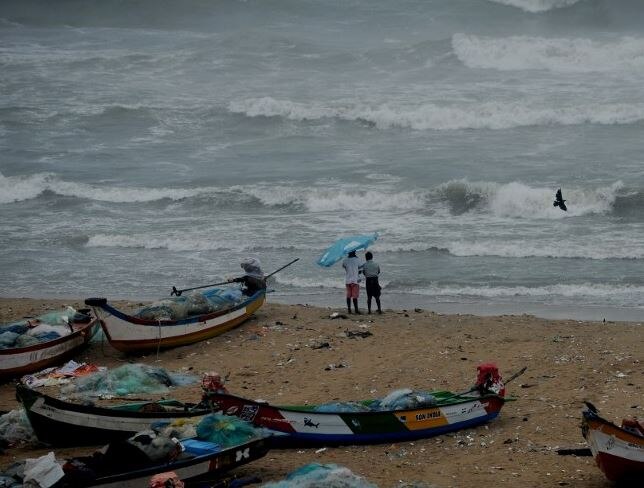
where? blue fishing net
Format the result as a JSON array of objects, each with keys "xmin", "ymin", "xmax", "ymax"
[
  {"xmin": 0, "ymin": 307, "xmax": 80, "ymax": 349},
  {"xmin": 61, "ymin": 364, "xmax": 197, "ymax": 398},
  {"xmin": 195, "ymin": 414, "xmax": 261, "ymax": 448},
  {"xmin": 261, "ymin": 463, "xmax": 377, "ymax": 488},
  {"xmin": 135, "ymin": 287, "xmax": 243, "ymax": 321}
]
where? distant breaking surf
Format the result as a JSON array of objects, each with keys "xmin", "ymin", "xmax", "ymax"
[
  {"xmin": 228, "ymin": 97, "xmax": 644, "ymax": 131},
  {"xmin": 487, "ymin": 0, "xmax": 584, "ymax": 13}
]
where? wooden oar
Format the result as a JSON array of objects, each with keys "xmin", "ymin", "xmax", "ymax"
[
  {"xmin": 170, "ymin": 258, "xmax": 300, "ymax": 296},
  {"xmin": 171, "ymin": 281, "xmax": 230, "ymax": 297}
]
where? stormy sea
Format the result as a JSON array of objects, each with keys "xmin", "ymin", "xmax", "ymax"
[{"xmin": 1, "ymin": 0, "xmax": 643, "ymax": 320}]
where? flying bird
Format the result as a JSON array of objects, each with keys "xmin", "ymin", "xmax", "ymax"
[{"xmin": 553, "ymin": 188, "xmax": 567, "ymax": 211}]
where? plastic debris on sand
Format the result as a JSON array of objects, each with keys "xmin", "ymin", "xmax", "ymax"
[{"xmin": 261, "ymin": 463, "xmax": 377, "ymax": 488}]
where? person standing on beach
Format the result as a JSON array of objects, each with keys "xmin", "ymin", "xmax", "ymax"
[
  {"xmin": 342, "ymin": 250, "xmax": 361, "ymax": 314},
  {"xmin": 362, "ymin": 251, "xmax": 382, "ymax": 314}
]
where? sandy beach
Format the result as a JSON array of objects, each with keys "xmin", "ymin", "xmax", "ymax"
[{"xmin": 0, "ymin": 297, "xmax": 641, "ymax": 488}]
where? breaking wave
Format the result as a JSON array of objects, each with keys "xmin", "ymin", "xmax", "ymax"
[
  {"xmin": 86, "ymin": 234, "xmax": 320, "ymax": 252},
  {"xmin": 486, "ymin": 0, "xmax": 584, "ymax": 13},
  {"xmin": 228, "ymin": 97, "xmax": 644, "ymax": 130},
  {"xmin": 453, "ymin": 34, "xmax": 644, "ymax": 73},
  {"xmin": 86, "ymin": 234, "xmax": 233, "ymax": 252},
  {"xmin": 438, "ymin": 180, "xmax": 624, "ymax": 218},
  {"xmin": 445, "ymin": 241, "xmax": 644, "ymax": 260},
  {"xmin": 0, "ymin": 172, "xmax": 212, "ymax": 204},
  {"xmin": 0, "ymin": 172, "xmax": 425, "ymax": 212}
]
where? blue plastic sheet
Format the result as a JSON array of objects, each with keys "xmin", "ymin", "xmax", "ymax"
[{"xmin": 316, "ymin": 233, "xmax": 378, "ymax": 267}]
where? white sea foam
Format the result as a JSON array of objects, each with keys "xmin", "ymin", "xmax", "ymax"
[
  {"xmin": 0, "ymin": 172, "xmax": 51, "ymax": 204},
  {"xmin": 486, "ymin": 0, "xmax": 583, "ymax": 13},
  {"xmin": 86, "ymin": 234, "xmax": 234, "ymax": 252},
  {"xmin": 229, "ymin": 96, "xmax": 644, "ymax": 130},
  {"xmin": 0, "ymin": 171, "xmax": 216, "ymax": 204},
  {"xmin": 453, "ymin": 34, "xmax": 644, "ymax": 73},
  {"xmin": 241, "ymin": 184, "xmax": 426, "ymax": 212},
  {"xmin": 273, "ymin": 275, "xmax": 343, "ymax": 290},
  {"xmin": 406, "ymin": 283, "xmax": 644, "ymax": 301},
  {"xmin": 446, "ymin": 241, "xmax": 644, "ymax": 260}
]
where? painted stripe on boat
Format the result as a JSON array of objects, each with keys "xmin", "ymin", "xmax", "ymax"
[
  {"xmin": 585, "ymin": 427, "xmax": 644, "ymax": 463},
  {"xmin": 1, "ymin": 335, "xmax": 85, "ymax": 370},
  {"xmin": 29, "ymin": 397, "xmax": 203, "ymax": 432},
  {"xmin": 279, "ymin": 410, "xmax": 354, "ymax": 435}
]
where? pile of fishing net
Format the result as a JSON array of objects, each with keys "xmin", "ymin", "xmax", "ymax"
[
  {"xmin": 312, "ymin": 389, "xmax": 437, "ymax": 413},
  {"xmin": 61, "ymin": 363, "xmax": 197, "ymax": 398},
  {"xmin": 261, "ymin": 463, "xmax": 376, "ymax": 488},
  {"xmin": 195, "ymin": 414, "xmax": 263, "ymax": 449},
  {"xmin": 0, "ymin": 409, "xmax": 38, "ymax": 448},
  {"xmin": 135, "ymin": 288, "xmax": 243, "ymax": 321},
  {"xmin": 369, "ymin": 389, "xmax": 437, "ymax": 411},
  {"xmin": 0, "ymin": 307, "xmax": 91, "ymax": 349}
]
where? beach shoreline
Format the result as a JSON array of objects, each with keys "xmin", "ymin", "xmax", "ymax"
[
  {"xmin": 0, "ymin": 298, "xmax": 642, "ymax": 487},
  {"xmin": 2, "ymin": 292, "xmax": 642, "ymax": 324}
]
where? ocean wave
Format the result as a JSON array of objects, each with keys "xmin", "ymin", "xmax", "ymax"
[
  {"xmin": 0, "ymin": 172, "xmax": 214, "ymax": 204},
  {"xmin": 85, "ymin": 233, "xmax": 323, "ymax": 252},
  {"xmin": 453, "ymin": 33, "xmax": 644, "ymax": 73},
  {"xmin": 486, "ymin": 0, "xmax": 583, "ymax": 13},
  {"xmin": 438, "ymin": 179, "xmax": 623, "ymax": 218},
  {"xmin": 228, "ymin": 96, "xmax": 644, "ymax": 130},
  {"xmin": 404, "ymin": 283, "xmax": 644, "ymax": 301},
  {"xmin": 0, "ymin": 171, "xmax": 424, "ymax": 211},
  {"xmin": 446, "ymin": 241, "xmax": 643, "ymax": 260},
  {"xmin": 0, "ymin": 172, "xmax": 52, "ymax": 204},
  {"xmin": 86, "ymin": 234, "xmax": 233, "ymax": 252}
]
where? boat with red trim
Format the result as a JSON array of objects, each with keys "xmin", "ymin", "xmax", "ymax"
[
  {"xmin": 582, "ymin": 402, "xmax": 644, "ymax": 484},
  {"xmin": 0, "ymin": 309, "xmax": 99, "ymax": 381},
  {"xmin": 205, "ymin": 364, "xmax": 514, "ymax": 446}
]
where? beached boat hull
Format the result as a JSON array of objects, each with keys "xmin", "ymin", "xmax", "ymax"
[
  {"xmin": 85, "ymin": 291, "xmax": 265, "ymax": 352},
  {"xmin": 65, "ymin": 437, "xmax": 269, "ymax": 488},
  {"xmin": 582, "ymin": 407, "xmax": 644, "ymax": 483},
  {"xmin": 16, "ymin": 384, "xmax": 211, "ymax": 446},
  {"xmin": 206, "ymin": 391, "xmax": 505, "ymax": 446},
  {"xmin": 0, "ymin": 319, "xmax": 99, "ymax": 382}
]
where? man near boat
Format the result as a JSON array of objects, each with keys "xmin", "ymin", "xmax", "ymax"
[{"xmin": 228, "ymin": 257, "xmax": 266, "ymax": 296}]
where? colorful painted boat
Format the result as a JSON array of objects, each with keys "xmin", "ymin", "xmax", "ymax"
[
  {"xmin": 60, "ymin": 436, "xmax": 269, "ymax": 488},
  {"xmin": 206, "ymin": 389, "xmax": 506, "ymax": 446},
  {"xmin": 582, "ymin": 402, "xmax": 644, "ymax": 484},
  {"xmin": 204, "ymin": 363, "xmax": 513, "ymax": 446},
  {"xmin": 85, "ymin": 290, "xmax": 265, "ymax": 353},
  {"xmin": 16, "ymin": 383, "xmax": 213, "ymax": 447},
  {"xmin": 0, "ymin": 314, "xmax": 99, "ymax": 382}
]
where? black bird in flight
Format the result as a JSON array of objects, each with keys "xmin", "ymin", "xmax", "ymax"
[{"xmin": 553, "ymin": 188, "xmax": 567, "ymax": 211}]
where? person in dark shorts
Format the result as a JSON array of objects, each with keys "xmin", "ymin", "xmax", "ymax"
[{"xmin": 362, "ymin": 251, "xmax": 382, "ymax": 314}]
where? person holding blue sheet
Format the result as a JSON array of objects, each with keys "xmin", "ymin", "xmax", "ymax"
[{"xmin": 342, "ymin": 251, "xmax": 361, "ymax": 314}]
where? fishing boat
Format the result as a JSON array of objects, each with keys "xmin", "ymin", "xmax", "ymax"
[
  {"xmin": 0, "ymin": 310, "xmax": 99, "ymax": 381},
  {"xmin": 85, "ymin": 290, "xmax": 265, "ymax": 353},
  {"xmin": 205, "ymin": 364, "xmax": 516, "ymax": 446},
  {"xmin": 582, "ymin": 402, "xmax": 644, "ymax": 484},
  {"xmin": 16, "ymin": 383, "xmax": 213, "ymax": 447},
  {"xmin": 59, "ymin": 436, "xmax": 269, "ymax": 488}
]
